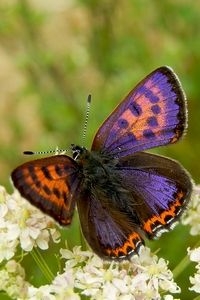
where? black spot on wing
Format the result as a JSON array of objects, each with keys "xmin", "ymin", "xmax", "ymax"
[
  {"xmin": 118, "ymin": 118, "xmax": 129, "ymax": 129},
  {"xmin": 151, "ymin": 104, "xmax": 161, "ymax": 114},
  {"xmin": 143, "ymin": 129, "xmax": 155, "ymax": 138},
  {"xmin": 41, "ymin": 166, "xmax": 53, "ymax": 180},
  {"xmin": 147, "ymin": 116, "xmax": 158, "ymax": 127},
  {"xmin": 129, "ymin": 102, "xmax": 142, "ymax": 116}
]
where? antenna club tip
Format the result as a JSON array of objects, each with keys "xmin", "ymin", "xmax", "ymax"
[
  {"xmin": 87, "ymin": 94, "xmax": 92, "ymax": 103},
  {"xmin": 23, "ymin": 151, "xmax": 34, "ymax": 155}
]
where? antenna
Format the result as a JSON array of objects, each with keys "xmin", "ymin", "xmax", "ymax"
[
  {"xmin": 82, "ymin": 94, "xmax": 91, "ymax": 145},
  {"xmin": 23, "ymin": 148, "xmax": 68, "ymax": 155}
]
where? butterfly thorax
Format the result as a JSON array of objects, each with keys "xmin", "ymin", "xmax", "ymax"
[{"xmin": 72, "ymin": 144, "xmax": 120, "ymax": 190}]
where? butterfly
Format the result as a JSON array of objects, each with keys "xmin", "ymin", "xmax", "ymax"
[{"xmin": 11, "ymin": 66, "xmax": 192, "ymax": 259}]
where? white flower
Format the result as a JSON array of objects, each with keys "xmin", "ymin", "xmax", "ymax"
[
  {"xmin": 188, "ymin": 247, "xmax": 200, "ymax": 262},
  {"xmin": 163, "ymin": 296, "xmax": 180, "ymax": 300},
  {"xmin": 190, "ymin": 274, "xmax": 200, "ymax": 294},
  {"xmin": 51, "ymin": 269, "xmax": 80, "ymax": 300},
  {"xmin": 188, "ymin": 247, "xmax": 200, "ymax": 293},
  {"xmin": 182, "ymin": 185, "xmax": 200, "ymax": 235},
  {"xmin": 60, "ymin": 245, "xmax": 93, "ymax": 268},
  {"xmin": 27, "ymin": 285, "xmax": 56, "ymax": 300},
  {"xmin": 130, "ymin": 247, "xmax": 180, "ymax": 296},
  {"xmin": 0, "ymin": 234, "xmax": 18, "ymax": 262}
]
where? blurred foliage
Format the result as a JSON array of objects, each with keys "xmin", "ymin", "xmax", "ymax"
[{"xmin": 0, "ymin": 0, "xmax": 199, "ymax": 299}]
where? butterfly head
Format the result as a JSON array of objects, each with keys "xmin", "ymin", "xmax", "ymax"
[{"xmin": 71, "ymin": 144, "xmax": 86, "ymax": 160}]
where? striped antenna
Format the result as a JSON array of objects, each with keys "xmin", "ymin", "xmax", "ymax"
[
  {"xmin": 82, "ymin": 94, "xmax": 91, "ymax": 144},
  {"xmin": 23, "ymin": 148, "xmax": 68, "ymax": 155}
]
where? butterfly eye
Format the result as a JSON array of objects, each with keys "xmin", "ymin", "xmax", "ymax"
[
  {"xmin": 73, "ymin": 150, "xmax": 80, "ymax": 160},
  {"xmin": 71, "ymin": 145, "xmax": 85, "ymax": 160}
]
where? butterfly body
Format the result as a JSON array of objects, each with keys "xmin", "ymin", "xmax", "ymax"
[
  {"xmin": 73, "ymin": 147, "xmax": 144, "ymax": 259},
  {"xmin": 11, "ymin": 67, "xmax": 192, "ymax": 259}
]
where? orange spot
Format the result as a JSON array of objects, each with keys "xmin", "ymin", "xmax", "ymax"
[
  {"xmin": 105, "ymin": 232, "xmax": 142, "ymax": 257},
  {"xmin": 170, "ymin": 129, "xmax": 181, "ymax": 144},
  {"xmin": 143, "ymin": 191, "xmax": 184, "ymax": 234}
]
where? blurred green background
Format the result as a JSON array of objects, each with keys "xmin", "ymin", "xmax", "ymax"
[{"xmin": 0, "ymin": 0, "xmax": 199, "ymax": 299}]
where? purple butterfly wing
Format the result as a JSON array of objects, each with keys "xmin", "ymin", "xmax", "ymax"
[
  {"xmin": 76, "ymin": 186, "xmax": 144, "ymax": 259},
  {"xmin": 92, "ymin": 66, "xmax": 186, "ymax": 157},
  {"xmin": 115, "ymin": 152, "xmax": 192, "ymax": 238}
]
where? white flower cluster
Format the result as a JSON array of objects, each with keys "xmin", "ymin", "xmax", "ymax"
[
  {"xmin": 1, "ymin": 185, "xmax": 194, "ymax": 299},
  {"xmin": 57, "ymin": 246, "xmax": 180, "ymax": 300},
  {"xmin": 0, "ymin": 260, "xmax": 29, "ymax": 299},
  {"xmin": 0, "ymin": 246, "xmax": 180, "ymax": 300},
  {"xmin": 182, "ymin": 185, "xmax": 200, "ymax": 295},
  {"xmin": 0, "ymin": 185, "xmax": 60, "ymax": 262}
]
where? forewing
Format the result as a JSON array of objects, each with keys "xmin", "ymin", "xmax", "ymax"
[
  {"xmin": 92, "ymin": 67, "xmax": 187, "ymax": 157},
  {"xmin": 115, "ymin": 152, "xmax": 192, "ymax": 238},
  {"xmin": 76, "ymin": 189, "xmax": 144, "ymax": 259},
  {"xmin": 11, "ymin": 155, "xmax": 81, "ymax": 226}
]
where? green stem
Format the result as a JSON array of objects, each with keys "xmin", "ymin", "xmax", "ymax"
[
  {"xmin": 79, "ymin": 224, "xmax": 88, "ymax": 251},
  {"xmin": 31, "ymin": 248, "xmax": 54, "ymax": 283},
  {"xmin": 173, "ymin": 254, "xmax": 190, "ymax": 279},
  {"xmin": 173, "ymin": 240, "xmax": 200, "ymax": 279}
]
